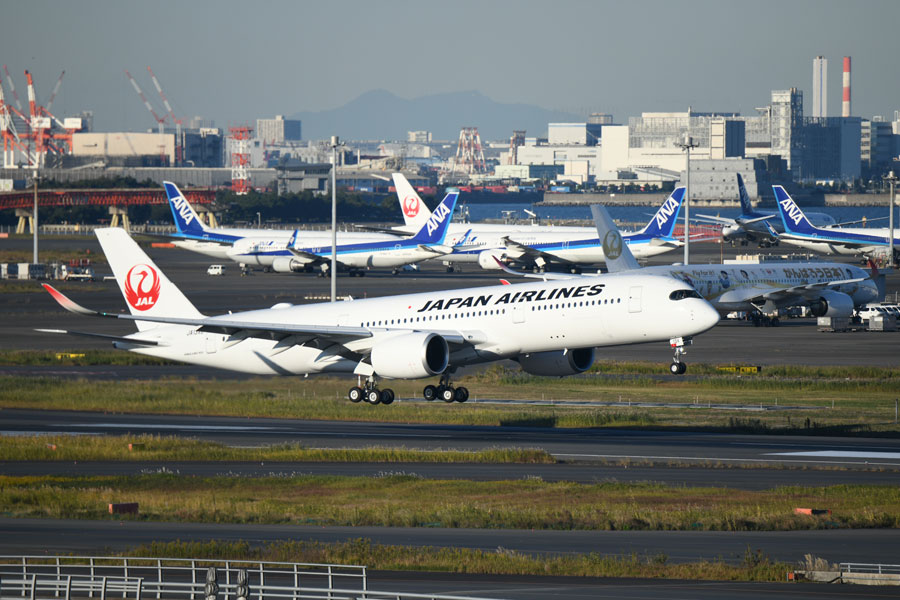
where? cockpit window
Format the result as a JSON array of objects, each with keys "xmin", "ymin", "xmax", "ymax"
[{"xmin": 669, "ymin": 289, "xmax": 702, "ymax": 301}]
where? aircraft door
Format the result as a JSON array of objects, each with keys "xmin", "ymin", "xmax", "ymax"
[
  {"xmin": 628, "ymin": 286, "xmax": 643, "ymax": 313},
  {"xmin": 511, "ymin": 305, "xmax": 526, "ymax": 324}
]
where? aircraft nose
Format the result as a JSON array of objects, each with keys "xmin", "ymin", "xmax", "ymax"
[{"xmin": 693, "ymin": 299, "xmax": 720, "ymax": 333}]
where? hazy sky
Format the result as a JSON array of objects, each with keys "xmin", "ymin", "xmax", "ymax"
[{"xmin": 3, "ymin": 0, "xmax": 898, "ymax": 136}]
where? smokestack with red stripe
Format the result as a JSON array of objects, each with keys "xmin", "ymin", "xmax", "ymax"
[{"xmin": 842, "ymin": 56, "xmax": 851, "ymax": 117}]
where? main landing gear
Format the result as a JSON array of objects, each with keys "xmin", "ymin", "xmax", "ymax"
[
  {"xmin": 348, "ymin": 376, "xmax": 394, "ymax": 405},
  {"xmin": 669, "ymin": 336, "xmax": 691, "ymax": 375},
  {"xmin": 422, "ymin": 373, "xmax": 469, "ymax": 403}
]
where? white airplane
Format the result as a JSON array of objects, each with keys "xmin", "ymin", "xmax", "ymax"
[
  {"xmin": 226, "ymin": 191, "xmax": 459, "ymax": 275},
  {"xmin": 774, "ymin": 186, "xmax": 900, "ymax": 261},
  {"xmin": 161, "ymin": 181, "xmax": 393, "ymax": 262},
  {"xmin": 38, "ymin": 228, "xmax": 719, "ymax": 403},
  {"xmin": 390, "ymin": 174, "xmax": 684, "ymax": 272},
  {"xmin": 695, "ymin": 174, "xmax": 835, "ymax": 247},
  {"xmin": 494, "ymin": 204, "xmax": 882, "ymax": 336}
]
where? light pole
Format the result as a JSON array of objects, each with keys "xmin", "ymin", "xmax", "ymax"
[
  {"xmin": 32, "ymin": 167, "xmax": 39, "ymax": 264},
  {"xmin": 330, "ymin": 136, "xmax": 341, "ymax": 303},
  {"xmin": 676, "ymin": 134, "xmax": 698, "ymax": 265},
  {"xmin": 884, "ymin": 170, "xmax": 897, "ymax": 268},
  {"xmin": 256, "ymin": 212, "xmax": 261, "ymax": 229}
]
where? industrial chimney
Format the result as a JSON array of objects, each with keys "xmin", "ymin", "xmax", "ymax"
[{"xmin": 842, "ymin": 56, "xmax": 851, "ymax": 117}]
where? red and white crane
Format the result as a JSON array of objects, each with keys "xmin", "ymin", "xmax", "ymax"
[
  {"xmin": 146, "ymin": 66, "xmax": 183, "ymax": 164},
  {"xmin": 125, "ymin": 69, "xmax": 169, "ymax": 165}
]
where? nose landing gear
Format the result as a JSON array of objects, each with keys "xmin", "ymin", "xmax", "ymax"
[{"xmin": 669, "ymin": 336, "xmax": 691, "ymax": 375}]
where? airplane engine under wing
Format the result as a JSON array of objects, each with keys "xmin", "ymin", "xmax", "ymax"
[
  {"xmin": 477, "ymin": 250, "xmax": 506, "ymax": 270},
  {"xmin": 516, "ymin": 348, "xmax": 594, "ymax": 377},
  {"xmin": 808, "ymin": 290, "xmax": 854, "ymax": 318},
  {"xmin": 370, "ymin": 332, "xmax": 450, "ymax": 379},
  {"xmin": 271, "ymin": 257, "xmax": 307, "ymax": 273}
]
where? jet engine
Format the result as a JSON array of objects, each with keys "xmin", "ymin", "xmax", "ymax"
[
  {"xmin": 477, "ymin": 250, "xmax": 506, "ymax": 270},
  {"xmin": 516, "ymin": 348, "xmax": 595, "ymax": 377},
  {"xmin": 808, "ymin": 290, "xmax": 854, "ymax": 318},
  {"xmin": 370, "ymin": 332, "xmax": 449, "ymax": 379},
  {"xmin": 270, "ymin": 257, "xmax": 306, "ymax": 273}
]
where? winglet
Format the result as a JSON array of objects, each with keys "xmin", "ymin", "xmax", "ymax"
[{"xmin": 42, "ymin": 283, "xmax": 100, "ymax": 316}]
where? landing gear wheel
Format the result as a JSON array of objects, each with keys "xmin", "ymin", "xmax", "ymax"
[
  {"xmin": 670, "ymin": 362, "xmax": 687, "ymax": 375},
  {"xmin": 348, "ymin": 387, "xmax": 363, "ymax": 403},
  {"xmin": 366, "ymin": 389, "xmax": 381, "ymax": 404},
  {"xmin": 391, "ymin": 269, "xmax": 399, "ymax": 276},
  {"xmin": 454, "ymin": 386, "xmax": 469, "ymax": 403},
  {"xmin": 440, "ymin": 386, "xmax": 455, "ymax": 403},
  {"xmin": 380, "ymin": 389, "xmax": 395, "ymax": 405},
  {"xmin": 423, "ymin": 385, "xmax": 437, "ymax": 401}
]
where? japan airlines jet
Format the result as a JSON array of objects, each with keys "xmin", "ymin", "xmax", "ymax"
[
  {"xmin": 695, "ymin": 174, "xmax": 835, "ymax": 246},
  {"xmin": 38, "ymin": 228, "xmax": 719, "ymax": 403},
  {"xmin": 496, "ymin": 204, "xmax": 880, "ymax": 344},
  {"xmin": 775, "ymin": 186, "xmax": 900, "ymax": 260},
  {"xmin": 227, "ymin": 191, "xmax": 459, "ymax": 275}
]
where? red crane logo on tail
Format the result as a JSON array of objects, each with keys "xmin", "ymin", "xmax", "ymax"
[
  {"xmin": 124, "ymin": 264, "xmax": 161, "ymax": 311},
  {"xmin": 402, "ymin": 195, "xmax": 420, "ymax": 218}
]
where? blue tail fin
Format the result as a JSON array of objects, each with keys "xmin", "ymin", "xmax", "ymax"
[
  {"xmin": 773, "ymin": 186, "xmax": 817, "ymax": 234},
  {"xmin": 164, "ymin": 181, "xmax": 207, "ymax": 237},
  {"xmin": 736, "ymin": 173, "xmax": 753, "ymax": 215},
  {"xmin": 639, "ymin": 187, "xmax": 685, "ymax": 238},
  {"xmin": 287, "ymin": 229, "xmax": 299, "ymax": 249},
  {"xmin": 411, "ymin": 192, "xmax": 458, "ymax": 244}
]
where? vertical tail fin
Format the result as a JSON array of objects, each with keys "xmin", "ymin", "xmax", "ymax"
[
  {"xmin": 591, "ymin": 204, "xmax": 641, "ymax": 273},
  {"xmin": 736, "ymin": 173, "xmax": 753, "ymax": 215},
  {"xmin": 164, "ymin": 181, "xmax": 208, "ymax": 237},
  {"xmin": 773, "ymin": 186, "xmax": 818, "ymax": 234},
  {"xmin": 639, "ymin": 187, "xmax": 685, "ymax": 238},
  {"xmin": 411, "ymin": 192, "xmax": 458, "ymax": 244},
  {"xmin": 95, "ymin": 228, "xmax": 203, "ymax": 331},
  {"xmin": 392, "ymin": 173, "xmax": 432, "ymax": 231}
]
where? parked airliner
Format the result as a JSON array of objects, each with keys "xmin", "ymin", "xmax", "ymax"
[
  {"xmin": 227, "ymin": 191, "xmax": 459, "ymax": 275},
  {"xmin": 775, "ymin": 186, "xmax": 900, "ymax": 261},
  {"xmin": 38, "ymin": 228, "xmax": 719, "ymax": 404},
  {"xmin": 391, "ymin": 174, "xmax": 685, "ymax": 272},
  {"xmin": 695, "ymin": 174, "xmax": 836, "ymax": 247},
  {"xmin": 495, "ymin": 204, "xmax": 880, "ymax": 351}
]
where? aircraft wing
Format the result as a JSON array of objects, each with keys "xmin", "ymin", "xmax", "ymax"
[
  {"xmin": 35, "ymin": 328, "xmax": 161, "ymax": 346},
  {"xmin": 351, "ymin": 225, "xmax": 410, "ymax": 237},
  {"xmin": 418, "ymin": 244, "xmax": 454, "ymax": 255},
  {"xmin": 500, "ymin": 236, "xmax": 577, "ymax": 265},
  {"xmin": 491, "ymin": 257, "xmax": 580, "ymax": 281},
  {"xmin": 717, "ymin": 277, "xmax": 867, "ymax": 305},
  {"xmin": 694, "ymin": 214, "xmax": 736, "ymax": 226},
  {"xmin": 41, "ymin": 284, "xmax": 474, "ymax": 354}
]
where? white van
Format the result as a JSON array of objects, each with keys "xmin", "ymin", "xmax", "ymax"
[{"xmin": 206, "ymin": 264, "xmax": 225, "ymax": 276}]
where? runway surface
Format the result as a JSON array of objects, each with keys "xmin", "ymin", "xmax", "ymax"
[{"xmin": 4, "ymin": 409, "xmax": 900, "ymax": 471}]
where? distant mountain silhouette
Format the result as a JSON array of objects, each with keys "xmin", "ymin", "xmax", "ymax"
[{"xmin": 290, "ymin": 90, "xmax": 582, "ymax": 142}]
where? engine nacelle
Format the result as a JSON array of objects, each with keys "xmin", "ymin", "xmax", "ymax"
[
  {"xmin": 808, "ymin": 290, "xmax": 854, "ymax": 318},
  {"xmin": 516, "ymin": 347, "xmax": 595, "ymax": 377},
  {"xmin": 370, "ymin": 332, "xmax": 450, "ymax": 379},
  {"xmin": 477, "ymin": 250, "xmax": 506, "ymax": 270},
  {"xmin": 271, "ymin": 257, "xmax": 305, "ymax": 273}
]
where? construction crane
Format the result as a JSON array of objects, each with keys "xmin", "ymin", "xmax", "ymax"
[
  {"xmin": 146, "ymin": 66, "xmax": 183, "ymax": 164},
  {"xmin": 125, "ymin": 69, "xmax": 168, "ymax": 165}
]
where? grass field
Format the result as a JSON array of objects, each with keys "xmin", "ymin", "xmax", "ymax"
[
  {"xmin": 2, "ymin": 472, "xmax": 896, "ymax": 532},
  {"xmin": 2, "ymin": 363, "xmax": 899, "ymax": 433},
  {"xmin": 123, "ymin": 539, "xmax": 795, "ymax": 582}
]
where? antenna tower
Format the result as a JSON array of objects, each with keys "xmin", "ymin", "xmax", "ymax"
[
  {"xmin": 229, "ymin": 126, "xmax": 252, "ymax": 195},
  {"xmin": 454, "ymin": 127, "xmax": 486, "ymax": 174}
]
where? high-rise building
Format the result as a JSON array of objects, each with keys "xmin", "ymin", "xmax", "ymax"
[
  {"xmin": 812, "ymin": 56, "xmax": 827, "ymax": 118},
  {"xmin": 255, "ymin": 115, "xmax": 302, "ymax": 144}
]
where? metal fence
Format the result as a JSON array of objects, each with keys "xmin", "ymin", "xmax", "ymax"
[
  {"xmin": 840, "ymin": 563, "xmax": 900, "ymax": 575},
  {"xmin": 0, "ymin": 556, "xmax": 506, "ymax": 600}
]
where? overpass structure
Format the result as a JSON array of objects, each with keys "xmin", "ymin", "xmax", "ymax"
[{"xmin": 0, "ymin": 187, "xmax": 216, "ymax": 233}]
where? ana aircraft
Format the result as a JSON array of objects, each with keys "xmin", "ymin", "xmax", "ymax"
[
  {"xmin": 496, "ymin": 204, "xmax": 881, "ymax": 340},
  {"xmin": 227, "ymin": 190, "xmax": 459, "ymax": 275},
  {"xmin": 695, "ymin": 174, "xmax": 835, "ymax": 247},
  {"xmin": 38, "ymin": 228, "xmax": 719, "ymax": 403},
  {"xmin": 391, "ymin": 174, "xmax": 685, "ymax": 272},
  {"xmin": 162, "ymin": 181, "xmax": 389, "ymax": 265},
  {"xmin": 775, "ymin": 186, "xmax": 900, "ymax": 261}
]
